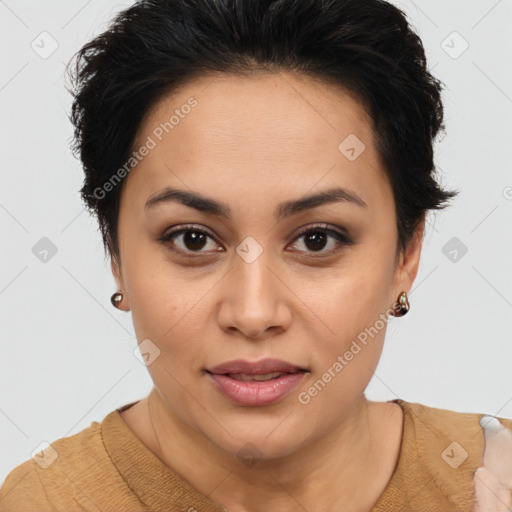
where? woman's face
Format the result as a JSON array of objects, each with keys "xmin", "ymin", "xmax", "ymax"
[{"xmin": 112, "ymin": 71, "xmax": 423, "ymax": 458}]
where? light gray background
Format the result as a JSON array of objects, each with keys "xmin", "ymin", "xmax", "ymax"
[{"xmin": 1, "ymin": 0, "xmax": 511, "ymax": 486}]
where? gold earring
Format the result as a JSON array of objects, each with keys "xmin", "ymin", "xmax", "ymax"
[
  {"xmin": 391, "ymin": 291, "xmax": 409, "ymax": 317},
  {"xmin": 111, "ymin": 291, "xmax": 123, "ymax": 309}
]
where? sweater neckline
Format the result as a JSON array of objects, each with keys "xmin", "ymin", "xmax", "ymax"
[{"xmin": 102, "ymin": 399, "xmax": 409, "ymax": 511}]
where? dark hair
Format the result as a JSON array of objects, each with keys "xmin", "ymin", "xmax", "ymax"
[{"xmin": 67, "ymin": 0, "xmax": 459, "ymax": 265}]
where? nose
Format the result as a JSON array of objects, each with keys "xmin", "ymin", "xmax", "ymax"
[{"xmin": 217, "ymin": 240, "xmax": 292, "ymax": 340}]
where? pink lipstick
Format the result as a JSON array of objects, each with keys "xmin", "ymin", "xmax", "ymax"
[{"xmin": 206, "ymin": 358, "xmax": 308, "ymax": 406}]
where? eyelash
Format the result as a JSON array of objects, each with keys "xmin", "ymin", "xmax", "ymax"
[{"xmin": 157, "ymin": 223, "xmax": 353, "ymax": 258}]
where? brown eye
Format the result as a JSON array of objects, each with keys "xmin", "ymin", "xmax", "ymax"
[
  {"xmin": 179, "ymin": 231, "xmax": 208, "ymax": 251},
  {"xmin": 158, "ymin": 223, "xmax": 353, "ymax": 257},
  {"xmin": 158, "ymin": 225, "xmax": 222, "ymax": 254},
  {"xmin": 289, "ymin": 224, "xmax": 353, "ymax": 256}
]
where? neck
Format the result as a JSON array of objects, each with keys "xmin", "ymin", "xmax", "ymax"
[{"xmin": 137, "ymin": 387, "xmax": 402, "ymax": 512}]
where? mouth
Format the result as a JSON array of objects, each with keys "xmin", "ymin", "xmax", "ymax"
[
  {"xmin": 205, "ymin": 358, "xmax": 309, "ymax": 406},
  {"xmin": 216, "ymin": 371, "xmax": 305, "ymax": 381},
  {"xmin": 206, "ymin": 357, "xmax": 308, "ymax": 376}
]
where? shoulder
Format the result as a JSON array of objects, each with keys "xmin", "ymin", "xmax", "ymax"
[
  {"xmin": 400, "ymin": 399, "xmax": 512, "ymax": 430},
  {"xmin": 396, "ymin": 399, "xmax": 512, "ymax": 511},
  {"xmin": 398, "ymin": 398, "xmax": 512, "ymax": 463},
  {"xmin": 0, "ymin": 458, "xmax": 52, "ymax": 512},
  {"xmin": 0, "ymin": 411, "xmax": 133, "ymax": 512}
]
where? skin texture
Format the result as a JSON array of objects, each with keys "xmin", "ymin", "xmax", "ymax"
[{"xmin": 112, "ymin": 71, "xmax": 425, "ymax": 512}]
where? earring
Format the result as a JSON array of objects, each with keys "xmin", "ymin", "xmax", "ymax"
[
  {"xmin": 111, "ymin": 291, "xmax": 123, "ymax": 309},
  {"xmin": 391, "ymin": 291, "xmax": 409, "ymax": 317}
]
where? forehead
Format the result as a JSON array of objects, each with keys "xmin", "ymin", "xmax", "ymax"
[
  {"xmin": 125, "ymin": 71, "xmax": 390, "ymax": 214},
  {"xmin": 138, "ymin": 71, "xmax": 373, "ymax": 148}
]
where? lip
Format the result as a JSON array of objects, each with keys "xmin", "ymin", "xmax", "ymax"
[
  {"xmin": 206, "ymin": 358, "xmax": 308, "ymax": 406},
  {"xmin": 207, "ymin": 358, "xmax": 306, "ymax": 375}
]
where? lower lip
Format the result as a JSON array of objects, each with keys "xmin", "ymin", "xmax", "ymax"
[{"xmin": 207, "ymin": 371, "xmax": 307, "ymax": 406}]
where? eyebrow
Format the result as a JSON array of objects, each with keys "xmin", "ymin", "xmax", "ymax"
[{"xmin": 144, "ymin": 186, "xmax": 367, "ymax": 221}]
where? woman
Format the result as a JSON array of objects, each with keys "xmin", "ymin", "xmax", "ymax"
[{"xmin": 1, "ymin": 0, "xmax": 511, "ymax": 511}]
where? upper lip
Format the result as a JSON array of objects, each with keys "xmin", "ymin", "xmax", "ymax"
[{"xmin": 207, "ymin": 358, "xmax": 306, "ymax": 375}]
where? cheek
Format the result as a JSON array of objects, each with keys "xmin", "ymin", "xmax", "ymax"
[
  {"xmin": 298, "ymin": 254, "xmax": 393, "ymax": 378},
  {"xmin": 304, "ymin": 257, "xmax": 393, "ymax": 331},
  {"xmin": 125, "ymin": 266, "xmax": 213, "ymax": 372},
  {"xmin": 299, "ymin": 296, "xmax": 388, "ymax": 415}
]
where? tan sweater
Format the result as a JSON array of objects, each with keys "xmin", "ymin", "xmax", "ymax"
[{"xmin": 1, "ymin": 399, "xmax": 511, "ymax": 512}]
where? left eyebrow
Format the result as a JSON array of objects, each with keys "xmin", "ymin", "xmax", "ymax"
[{"xmin": 144, "ymin": 186, "xmax": 368, "ymax": 221}]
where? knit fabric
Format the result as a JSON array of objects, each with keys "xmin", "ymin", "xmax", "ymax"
[{"xmin": 1, "ymin": 399, "xmax": 511, "ymax": 512}]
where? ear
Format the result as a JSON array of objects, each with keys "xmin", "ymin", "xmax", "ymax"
[
  {"xmin": 392, "ymin": 214, "xmax": 426, "ymax": 301},
  {"xmin": 111, "ymin": 255, "xmax": 123, "ymax": 288},
  {"xmin": 111, "ymin": 255, "xmax": 130, "ymax": 311}
]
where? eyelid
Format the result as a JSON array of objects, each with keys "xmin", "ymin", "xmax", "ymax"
[
  {"xmin": 158, "ymin": 222, "xmax": 352, "ymax": 256},
  {"xmin": 158, "ymin": 223, "xmax": 222, "ymax": 254},
  {"xmin": 288, "ymin": 223, "xmax": 353, "ymax": 256},
  {"xmin": 292, "ymin": 222, "xmax": 350, "ymax": 240}
]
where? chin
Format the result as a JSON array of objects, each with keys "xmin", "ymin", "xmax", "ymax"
[{"xmin": 201, "ymin": 417, "xmax": 312, "ymax": 463}]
